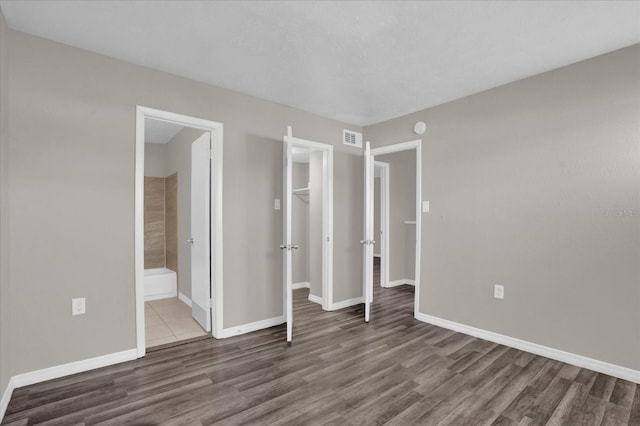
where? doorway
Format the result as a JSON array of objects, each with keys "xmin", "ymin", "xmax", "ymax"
[
  {"xmin": 373, "ymin": 161, "xmax": 389, "ymax": 288},
  {"xmin": 282, "ymin": 126, "xmax": 333, "ymax": 344},
  {"xmin": 363, "ymin": 140, "xmax": 422, "ymax": 323},
  {"xmin": 135, "ymin": 106, "xmax": 224, "ymax": 357}
]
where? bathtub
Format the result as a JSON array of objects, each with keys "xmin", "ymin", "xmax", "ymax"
[{"xmin": 144, "ymin": 268, "xmax": 177, "ymax": 301}]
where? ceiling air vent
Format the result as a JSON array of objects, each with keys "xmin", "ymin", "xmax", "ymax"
[{"xmin": 343, "ymin": 129, "xmax": 363, "ymax": 148}]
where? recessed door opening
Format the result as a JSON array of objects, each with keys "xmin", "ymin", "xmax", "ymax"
[
  {"xmin": 135, "ymin": 107, "xmax": 224, "ymax": 357},
  {"xmin": 363, "ymin": 140, "xmax": 421, "ymax": 323},
  {"xmin": 283, "ymin": 126, "xmax": 334, "ymax": 344}
]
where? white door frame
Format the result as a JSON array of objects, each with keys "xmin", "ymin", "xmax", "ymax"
[
  {"xmin": 374, "ymin": 161, "xmax": 390, "ymax": 288},
  {"xmin": 283, "ymin": 126, "xmax": 334, "ymax": 314},
  {"xmin": 370, "ymin": 140, "xmax": 421, "ymax": 316},
  {"xmin": 135, "ymin": 106, "xmax": 224, "ymax": 357}
]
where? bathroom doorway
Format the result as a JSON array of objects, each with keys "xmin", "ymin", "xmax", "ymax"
[{"xmin": 135, "ymin": 107, "xmax": 223, "ymax": 357}]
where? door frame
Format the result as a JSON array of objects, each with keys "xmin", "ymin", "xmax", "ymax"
[
  {"xmin": 135, "ymin": 106, "xmax": 224, "ymax": 357},
  {"xmin": 369, "ymin": 140, "xmax": 422, "ymax": 316},
  {"xmin": 374, "ymin": 161, "xmax": 390, "ymax": 287},
  {"xmin": 283, "ymin": 126, "xmax": 334, "ymax": 314}
]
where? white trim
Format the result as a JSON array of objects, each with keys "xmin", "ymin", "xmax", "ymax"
[
  {"xmin": 370, "ymin": 140, "xmax": 421, "ymax": 316},
  {"xmin": 11, "ymin": 349, "xmax": 137, "ymax": 388},
  {"xmin": 283, "ymin": 127, "xmax": 334, "ymax": 321},
  {"xmin": 135, "ymin": 106, "xmax": 224, "ymax": 358},
  {"xmin": 178, "ymin": 291, "xmax": 192, "ymax": 307},
  {"xmin": 371, "ymin": 140, "xmax": 420, "ymax": 156},
  {"xmin": 308, "ymin": 293, "xmax": 323, "ymax": 305},
  {"xmin": 385, "ymin": 279, "xmax": 415, "ymax": 288},
  {"xmin": 0, "ymin": 378, "xmax": 15, "ymax": 423},
  {"xmin": 415, "ymin": 313, "xmax": 640, "ymax": 384},
  {"xmin": 220, "ymin": 316, "xmax": 285, "ymax": 338},
  {"xmin": 292, "ymin": 282, "xmax": 310, "ymax": 290},
  {"xmin": 0, "ymin": 349, "xmax": 137, "ymax": 422},
  {"xmin": 134, "ymin": 108, "xmax": 145, "ymax": 357},
  {"xmin": 330, "ymin": 297, "xmax": 364, "ymax": 311},
  {"xmin": 374, "ymin": 161, "xmax": 390, "ymax": 288},
  {"xmin": 381, "ymin": 161, "xmax": 390, "ymax": 289}
]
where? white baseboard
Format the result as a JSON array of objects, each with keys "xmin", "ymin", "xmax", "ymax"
[
  {"xmin": 330, "ymin": 296, "xmax": 364, "ymax": 311},
  {"xmin": 385, "ymin": 279, "xmax": 415, "ymax": 288},
  {"xmin": 1, "ymin": 348, "xmax": 137, "ymax": 422},
  {"xmin": 11, "ymin": 349, "xmax": 137, "ymax": 388},
  {"xmin": 308, "ymin": 293, "xmax": 323, "ymax": 305},
  {"xmin": 0, "ymin": 377, "xmax": 15, "ymax": 423},
  {"xmin": 415, "ymin": 313, "xmax": 640, "ymax": 385},
  {"xmin": 292, "ymin": 282, "xmax": 310, "ymax": 290},
  {"xmin": 220, "ymin": 316, "xmax": 285, "ymax": 338},
  {"xmin": 144, "ymin": 292, "xmax": 177, "ymax": 302},
  {"xmin": 178, "ymin": 291, "xmax": 192, "ymax": 307}
]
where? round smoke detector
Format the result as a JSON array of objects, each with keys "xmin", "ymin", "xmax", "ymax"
[{"xmin": 413, "ymin": 121, "xmax": 427, "ymax": 135}]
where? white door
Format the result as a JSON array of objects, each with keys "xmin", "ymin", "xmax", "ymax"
[
  {"xmin": 190, "ymin": 132, "xmax": 212, "ymax": 332},
  {"xmin": 363, "ymin": 142, "xmax": 374, "ymax": 322},
  {"xmin": 282, "ymin": 135, "xmax": 294, "ymax": 343}
]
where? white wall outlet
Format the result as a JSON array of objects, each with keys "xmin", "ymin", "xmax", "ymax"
[
  {"xmin": 72, "ymin": 298, "xmax": 86, "ymax": 316},
  {"xmin": 494, "ymin": 285, "xmax": 504, "ymax": 300},
  {"xmin": 274, "ymin": 199, "xmax": 281, "ymax": 210},
  {"xmin": 422, "ymin": 201, "xmax": 430, "ymax": 213}
]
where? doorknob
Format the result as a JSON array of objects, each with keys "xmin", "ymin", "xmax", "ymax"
[
  {"xmin": 360, "ymin": 240, "xmax": 366, "ymax": 245},
  {"xmin": 292, "ymin": 244, "xmax": 299, "ymax": 250},
  {"xmin": 280, "ymin": 244, "xmax": 287, "ymax": 250},
  {"xmin": 187, "ymin": 238, "xmax": 194, "ymax": 245}
]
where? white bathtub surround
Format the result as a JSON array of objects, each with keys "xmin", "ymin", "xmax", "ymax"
[{"xmin": 144, "ymin": 268, "xmax": 177, "ymax": 301}]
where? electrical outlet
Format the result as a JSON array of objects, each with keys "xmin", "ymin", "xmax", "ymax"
[
  {"xmin": 72, "ymin": 298, "xmax": 86, "ymax": 316},
  {"xmin": 494, "ymin": 285, "xmax": 504, "ymax": 300},
  {"xmin": 422, "ymin": 201, "xmax": 430, "ymax": 213}
]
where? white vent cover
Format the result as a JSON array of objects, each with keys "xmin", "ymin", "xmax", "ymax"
[{"xmin": 343, "ymin": 129, "xmax": 363, "ymax": 148}]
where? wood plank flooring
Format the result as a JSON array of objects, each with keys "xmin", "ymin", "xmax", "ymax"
[{"xmin": 3, "ymin": 262, "xmax": 639, "ymax": 424}]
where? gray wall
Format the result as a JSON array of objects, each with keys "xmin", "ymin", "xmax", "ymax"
[
  {"xmin": 376, "ymin": 150, "xmax": 416, "ymax": 282},
  {"xmin": 364, "ymin": 44, "xmax": 640, "ymax": 370},
  {"xmin": 165, "ymin": 127, "xmax": 207, "ymax": 299},
  {"xmin": 3, "ymin": 28, "xmax": 363, "ymax": 378},
  {"xmin": 332, "ymin": 153, "xmax": 364, "ymax": 303},
  {"xmin": 144, "ymin": 142, "xmax": 167, "ymax": 178},
  {"xmin": 292, "ymin": 162, "xmax": 309, "ymax": 284},
  {"xmin": 309, "ymin": 151, "xmax": 323, "ymax": 297},
  {"xmin": 0, "ymin": 8, "xmax": 9, "ymax": 395}
]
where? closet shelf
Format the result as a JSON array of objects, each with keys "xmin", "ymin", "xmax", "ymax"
[{"xmin": 292, "ymin": 186, "xmax": 310, "ymax": 195}]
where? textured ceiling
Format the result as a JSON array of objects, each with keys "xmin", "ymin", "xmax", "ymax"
[{"xmin": 1, "ymin": 1, "xmax": 639, "ymax": 126}]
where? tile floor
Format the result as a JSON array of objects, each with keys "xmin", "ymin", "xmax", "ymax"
[{"xmin": 145, "ymin": 297, "xmax": 207, "ymax": 348}]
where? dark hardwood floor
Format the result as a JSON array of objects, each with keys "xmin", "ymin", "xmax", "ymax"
[{"xmin": 3, "ymin": 260, "xmax": 639, "ymax": 425}]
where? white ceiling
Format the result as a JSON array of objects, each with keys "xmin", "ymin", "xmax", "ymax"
[
  {"xmin": 2, "ymin": 1, "xmax": 639, "ymax": 126},
  {"xmin": 145, "ymin": 118, "xmax": 184, "ymax": 144}
]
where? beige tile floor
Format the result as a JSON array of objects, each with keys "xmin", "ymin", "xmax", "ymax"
[{"xmin": 145, "ymin": 297, "xmax": 207, "ymax": 348}]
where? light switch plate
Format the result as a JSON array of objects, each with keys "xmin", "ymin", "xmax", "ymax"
[
  {"xmin": 494, "ymin": 285, "xmax": 504, "ymax": 300},
  {"xmin": 72, "ymin": 298, "xmax": 86, "ymax": 315},
  {"xmin": 422, "ymin": 201, "xmax": 430, "ymax": 213},
  {"xmin": 274, "ymin": 199, "xmax": 281, "ymax": 210}
]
